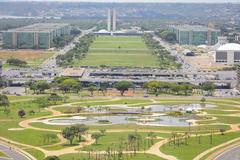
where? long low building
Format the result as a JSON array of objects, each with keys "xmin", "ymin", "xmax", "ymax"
[
  {"xmin": 215, "ymin": 43, "xmax": 240, "ymax": 65},
  {"xmin": 2, "ymin": 23, "xmax": 70, "ymax": 49}
]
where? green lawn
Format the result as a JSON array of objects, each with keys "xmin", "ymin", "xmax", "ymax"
[
  {"xmin": 0, "ymin": 121, "xmax": 59, "ymax": 146},
  {"xmin": 74, "ymin": 36, "xmax": 159, "ymax": 67},
  {"xmin": 0, "ymin": 151, "xmax": 8, "ymax": 158},
  {"xmin": 198, "ymin": 116, "xmax": 240, "ymax": 124},
  {"xmin": 0, "ymin": 100, "xmax": 58, "ymax": 147},
  {"xmin": 59, "ymin": 153, "xmax": 164, "ymax": 160},
  {"xmin": 24, "ymin": 148, "xmax": 45, "ymax": 160},
  {"xmin": 202, "ymin": 109, "xmax": 239, "ymax": 115},
  {"xmin": 30, "ymin": 121, "xmax": 230, "ymax": 134},
  {"xmin": 160, "ymin": 132, "xmax": 240, "ymax": 160},
  {"xmin": 82, "ymin": 132, "xmax": 170, "ymax": 151},
  {"xmin": 1, "ymin": 96, "xmax": 240, "ymax": 160},
  {"xmin": 0, "ymin": 101, "xmax": 50, "ymax": 120}
]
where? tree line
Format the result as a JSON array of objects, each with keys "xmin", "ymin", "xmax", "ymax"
[
  {"xmin": 143, "ymin": 33, "xmax": 180, "ymax": 69},
  {"xmin": 56, "ymin": 34, "xmax": 95, "ymax": 66},
  {"xmin": 154, "ymin": 29, "xmax": 177, "ymax": 43},
  {"xmin": 45, "ymin": 129, "xmax": 159, "ymax": 160},
  {"xmin": 25, "ymin": 78, "xmax": 215, "ymax": 97},
  {"xmin": 6, "ymin": 58, "xmax": 27, "ymax": 67},
  {"xmin": 144, "ymin": 81, "xmax": 215, "ymax": 96}
]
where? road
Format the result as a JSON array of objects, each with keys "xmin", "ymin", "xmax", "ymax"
[
  {"xmin": 0, "ymin": 143, "xmax": 29, "ymax": 160},
  {"xmin": 41, "ymin": 27, "xmax": 96, "ymax": 69},
  {"xmin": 215, "ymin": 145, "xmax": 240, "ymax": 160},
  {"xmin": 153, "ymin": 36, "xmax": 198, "ymax": 72}
]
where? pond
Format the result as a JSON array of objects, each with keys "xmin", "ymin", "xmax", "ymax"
[
  {"xmin": 84, "ymin": 103, "xmax": 215, "ymax": 113},
  {"xmin": 41, "ymin": 103, "xmax": 215, "ymax": 127},
  {"xmin": 42, "ymin": 114, "xmax": 190, "ymax": 126}
]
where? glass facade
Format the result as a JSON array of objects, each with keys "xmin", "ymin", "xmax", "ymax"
[
  {"xmin": 192, "ymin": 31, "xmax": 208, "ymax": 45},
  {"xmin": 211, "ymin": 32, "xmax": 218, "ymax": 45},
  {"xmin": 2, "ymin": 23, "xmax": 70, "ymax": 49},
  {"xmin": 38, "ymin": 33, "xmax": 50, "ymax": 49},
  {"xmin": 179, "ymin": 31, "xmax": 189, "ymax": 45},
  {"xmin": 17, "ymin": 32, "xmax": 34, "ymax": 49},
  {"xmin": 169, "ymin": 25, "xmax": 219, "ymax": 46},
  {"xmin": 2, "ymin": 32, "xmax": 13, "ymax": 48}
]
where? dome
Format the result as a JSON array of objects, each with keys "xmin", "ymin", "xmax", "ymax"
[
  {"xmin": 98, "ymin": 29, "xmax": 109, "ymax": 33},
  {"xmin": 217, "ymin": 43, "xmax": 240, "ymax": 51}
]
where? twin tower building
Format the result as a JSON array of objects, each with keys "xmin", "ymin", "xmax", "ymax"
[{"xmin": 107, "ymin": 8, "xmax": 117, "ymax": 32}]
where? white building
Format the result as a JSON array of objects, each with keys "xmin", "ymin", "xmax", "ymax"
[
  {"xmin": 107, "ymin": 8, "xmax": 116, "ymax": 32},
  {"xmin": 215, "ymin": 43, "xmax": 240, "ymax": 65}
]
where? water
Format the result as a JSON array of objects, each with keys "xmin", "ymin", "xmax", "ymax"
[
  {"xmin": 85, "ymin": 104, "xmax": 215, "ymax": 113},
  {"xmin": 43, "ymin": 114, "xmax": 190, "ymax": 126},
  {"xmin": 41, "ymin": 104, "xmax": 215, "ymax": 127}
]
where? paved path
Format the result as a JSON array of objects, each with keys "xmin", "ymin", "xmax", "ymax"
[
  {"xmin": 1, "ymin": 97, "xmax": 239, "ymax": 159},
  {"xmin": 0, "ymin": 143, "xmax": 30, "ymax": 160},
  {"xmin": 193, "ymin": 137, "xmax": 240, "ymax": 160},
  {"xmin": 146, "ymin": 139, "xmax": 177, "ymax": 160},
  {"xmin": 215, "ymin": 145, "xmax": 240, "ymax": 160}
]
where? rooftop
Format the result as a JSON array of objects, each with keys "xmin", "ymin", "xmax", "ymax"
[
  {"xmin": 171, "ymin": 25, "xmax": 219, "ymax": 32},
  {"xmin": 5, "ymin": 23, "xmax": 69, "ymax": 33},
  {"xmin": 217, "ymin": 43, "xmax": 240, "ymax": 51},
  {"xmin": 60, "ymin": 68, "xmax": 85, "ymax": 77}
]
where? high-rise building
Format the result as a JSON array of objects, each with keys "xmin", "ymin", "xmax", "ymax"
[{"xmin": 107, "ymin": 8, "xmax": 117, "ymax": 32}]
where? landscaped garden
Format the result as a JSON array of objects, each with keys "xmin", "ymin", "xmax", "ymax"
[{"xmin": 0, "ymin": 94, "xmax": 239, "ymax": 160}]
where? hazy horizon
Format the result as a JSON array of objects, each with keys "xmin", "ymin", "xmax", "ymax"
[{"xmin": 0, "ymin": 0, "xmax": 240, "ymax": 3}]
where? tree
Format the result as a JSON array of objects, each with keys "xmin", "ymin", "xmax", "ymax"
[
  {"xmin": 99, "ymin": 84, "xmax": 108, "ymax": 96},
  {"xmin": 18, "ymin": 109, "xmax": 26, "ymax": 118},
  {"xmin": 43, "ymin": 133, "xmax": 57, "ymax": 144},
  {"xmin": 100, "ymin": 129, "xmax": 106, "ymax": 136},
  {"xmin": 145, "ymin": 81, "xmax": 159, "ymax": 96},
  {"xmin": 29, "ymin": 110, "xmax": 35, "ymax": 115},
  {"xmin": 74, "ymin": 124, "xmax": 88, "ymax": 142},
  {"xmin": 182, "ymin": 84, "xmax": 193, "ymax": 96},
  {"xmin": 6, "ymin": 58, "xmax": 27, "ymax": 67},
  {"xmin": 170, "ymin": 83, "xmax": 181, "ymax": 95},
  {"xmin": 0, "ymin": 94, "xmax": 9, "ymax": 111},
  {"xmin": 220, "ymin": 129, "xmax": 226, "ymax": 135},
  {"xmin": 201, "ymin": 97, "xmax": 206, "ymax": 103},
  {"xmin": 91, "ymin": 133, "xmax": 102, "ymax": 145},
  {"xmin": 62, "ymin": 127, "xmax": 75, "ymax": 145},
  {"xmin": 48, "ymin": 93, "xmax": 63, "ymax": 104},
  {"xmin": 114, "ymin": 81, "xmax": 133, "ymax": 96},
  {"xmin": 44, "ymin": 156, "xmax": 60, "ymax": 160},
  {"xmin": 88, "ymin": 85, "xmax": 97, "ymax": 97},
  {"xmin": 0, "ymin": 77, "xmax": 4, "ymax": 88},
  {"xmin": 155, "ymin": 29, "xmax": 176, "ymax": 42},
  {"xmin": 30, "ymin": 80, "xmax": 50, "ymax": 94},
  {"xmin": 59, "ymin": 78, "xmax": 79, "ymax": 93},
  {"xmin": 202, "ymin": 82, "xmax": 215, "ymax": 96},
  {"xmin": 33, "ymin": 97, "xmax": 50, "ymax": 112}
]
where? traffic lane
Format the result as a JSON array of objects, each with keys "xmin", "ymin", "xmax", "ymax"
[
  {"xmin": 215, "ymin": 145, "xmax": 240, "ymax": 160},
  {"xmin": 0, "ymin": 144, "xmax": 29, "ymax": 160}
]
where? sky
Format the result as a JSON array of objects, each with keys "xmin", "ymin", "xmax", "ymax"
[{"xmin": 1, "ymin": 0, "xmax": 240, "ymax": 3}]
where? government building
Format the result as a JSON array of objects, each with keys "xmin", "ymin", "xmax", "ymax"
[
  {"xmin": 169, "ymin": 25, "xmax": 220, "ymax": 46},
  {"xmin": 2, "ymin": 23, "xmax": 70, "ymax": 49}
]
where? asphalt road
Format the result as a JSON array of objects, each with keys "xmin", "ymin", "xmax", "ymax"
[
  {"xmin": 215, "ymin": 145, "xmax": 240, "ymax": 160},
  {"xmin": 0, "ymin": 143, "xmax": 29, "ymax": 160}
]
